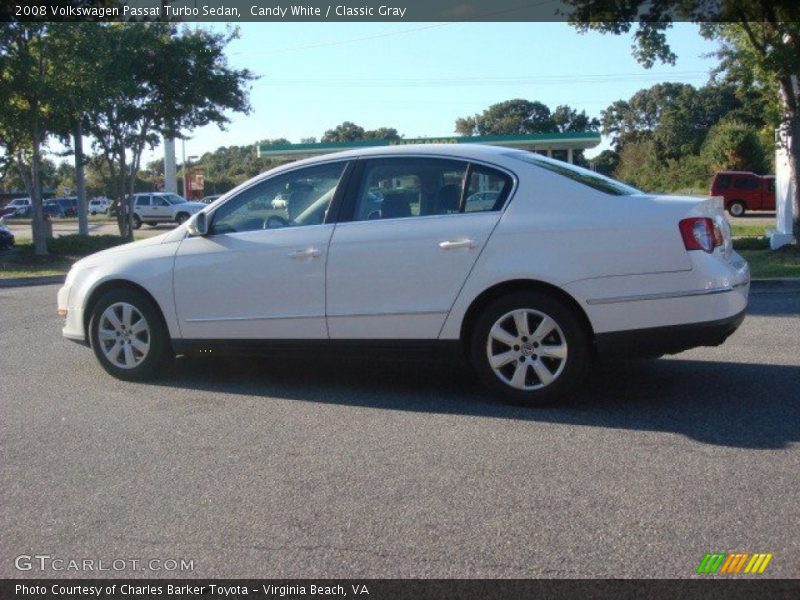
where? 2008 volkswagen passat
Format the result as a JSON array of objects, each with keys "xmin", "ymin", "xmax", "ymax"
[{"xmin": 57, "ymin": 145, "xmax": 749, "ymax": 406}]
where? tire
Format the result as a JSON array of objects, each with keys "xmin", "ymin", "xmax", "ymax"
[
  {"xmin": 175, "ymin": 212, "xmax": 189, "ymax": 225},
  {"xmin": 132, "ymin": 214, "xmax": 142, "ymax": 229},
  {"xmin": 470, "ymin": 291, "xmax": 591, "ymax": 407},
  {"xmin": 89, "ymin": 288, "xmax": 172, "ymax": 381},
  {"xmin": 728, "ymin": 201, "xmax": 746, "ymax": 217},
  {"xmin": 90, "ymin": 211, "xmax": 96, "ymax": 216}
]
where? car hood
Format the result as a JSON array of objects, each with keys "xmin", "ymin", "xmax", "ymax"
[
  {"xmin": 181, "ymin": 202, "xmax": 206, "ymax": 210},
  {"xmin": 71, "ymin": 232, "xmax": 177, "ymax": 270}
]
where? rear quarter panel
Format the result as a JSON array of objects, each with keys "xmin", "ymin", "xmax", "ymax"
[{"xmin": 439, "ymin": 165, "xmax": 693, "ymax": 339}]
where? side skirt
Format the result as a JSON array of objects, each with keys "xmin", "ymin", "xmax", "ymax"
[{"xmin": 172, "ymin": 338, "xmax": 464, "ymax": 361}]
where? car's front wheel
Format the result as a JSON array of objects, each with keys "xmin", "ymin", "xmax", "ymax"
[
  {"xmin": 89, "ymin": 289, "xmax": 172, "ymax": 381},
  {"xmin": 175, "ymin": 212, "xmax": 190, "ymax": 225},
  {"xmin": 471, "ymin": 292, "xmax": 590, "ymax": 406}
]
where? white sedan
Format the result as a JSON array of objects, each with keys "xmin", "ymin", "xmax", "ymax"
[{"xmin": 57, "ymin": 144, "xmax": 749, "ymax": 406}]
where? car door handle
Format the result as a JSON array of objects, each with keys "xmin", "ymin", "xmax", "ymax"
[
  {"xmin": 439, "ymin": 239, "xmax": 476, "ymax": 250},
  {"xmin": 288, "ymin": 248, "xmax": 322, "ymax": 259}
]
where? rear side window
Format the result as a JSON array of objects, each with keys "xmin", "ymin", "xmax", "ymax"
[
  {"xmin": 507, "ymin": 151, "xmax": 640, "ymax": 196},
  {"xmin": 352, "ymin": 158, "xmax": 468, "ymax": 221},
  {"xmin": 464, "ymin": 166, "xmax": 513, "ymax": 213},
  {"xmin": 714, "ymin": 174, "xmax": 732, "ymax": 189},
  {"xmin": 734, "ymin": 177, "xmax": 759, "ymax": 190},
  {"xmin": 135, "ymin": 196, "xmax": 150, "ymax": 207}
]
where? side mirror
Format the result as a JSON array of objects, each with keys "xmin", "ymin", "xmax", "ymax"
[{"xmin": 187, "ymin": 211, "xmax": 209, "ymax": 236}]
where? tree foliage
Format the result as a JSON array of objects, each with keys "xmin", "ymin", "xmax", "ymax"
[
  {"xmin": 321, "ymin": 122, "xmax": 401, "ymax": 143},
  {"xmin": 455, "ymin": 99, "xmax": 598, "ymax": 136},
  {"xmin": 567, "ymin": 0, "xmax": 800, "ymax": 238}
]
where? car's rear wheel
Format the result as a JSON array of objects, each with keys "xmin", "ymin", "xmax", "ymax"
[
  {"xmin": 175, "ymin": 212, "xmax": 189, "ymax": 225},
  {"xmin": 728, "ymin": 201, "xmax": 746, "ymax": 217},
  {"xmin": 89, "ymin": 289, "xmax": 172, "ymax": 381},
  {"xmin": 132, "ymin": 214, "xmax": 142, "ymax": 229},
  {"xmin": 470, "ymin": 292, "xmax": 590, "ymax": 406}
]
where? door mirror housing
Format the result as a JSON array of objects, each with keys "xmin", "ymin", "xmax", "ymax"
[{"xmin": 187, "ymin": 211, "xmax": 209, "ymax": 236}]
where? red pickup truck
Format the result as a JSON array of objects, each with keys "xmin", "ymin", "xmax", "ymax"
[{"xmin": 709, "ymin": 171, "xmax": 775, "ymax": 217}]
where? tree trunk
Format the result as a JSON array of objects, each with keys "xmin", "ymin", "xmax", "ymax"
[
  {"xmin": 116, "ymin": 151, "xmax": 133, "ymax": 240},
  {"xmin": 74, "ymin": 120, "xmax": 89, "ymax": 236},
  {"xmin": 30, "ymin": 131, "xmax": 48, "ymax": 256}
]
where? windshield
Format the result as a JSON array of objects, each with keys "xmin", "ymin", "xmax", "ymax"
[{"xmin": 507, "ymin": 151, "xmax": 640, "ymax": 196}]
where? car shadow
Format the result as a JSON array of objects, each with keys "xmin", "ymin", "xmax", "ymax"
[{"xmin": 145, "ymin": 354, "xmax": 800, "ymax": 450}]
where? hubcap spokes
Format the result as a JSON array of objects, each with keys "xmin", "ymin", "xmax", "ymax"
[
  {"xmin": 486, "ymin": 308, "xmax": 567, "ymax": 391},
  {"xmin": 98, "ymin": 302, "xmax": 150, "ymax": 369}
]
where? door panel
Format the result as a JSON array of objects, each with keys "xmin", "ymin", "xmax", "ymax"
[
  {"xmin": 174, "ymin": 225, "xmax": 333, "ymax": 339},
  {"xmin": 172, "ymin": 161, "xmax": 349, "ymax": 340},
  {"xmin": 327, "ymin": 213, "xmax": 501, "ymax": 338}
]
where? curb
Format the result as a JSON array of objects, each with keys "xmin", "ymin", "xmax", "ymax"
[{"xmin": 0, "ymin": 275, "xmax": 65, "ymax": 288}]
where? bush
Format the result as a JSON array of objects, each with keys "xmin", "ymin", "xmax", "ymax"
[
  {"xmin": 47, "ymin": 235, "xmax": 129, "ymax": 256},
  {"xmin": 701, "ymin": 118, "xmax": 769, "ymax": 174}
]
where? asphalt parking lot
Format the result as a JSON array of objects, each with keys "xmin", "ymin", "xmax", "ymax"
[{"xmin": 1, "ymin": 284, "xmax": 798, "ymax": 578}]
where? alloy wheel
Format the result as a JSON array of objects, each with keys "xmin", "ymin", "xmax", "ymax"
[
  {"xmin": 485, "ymin": 308, "xmax": 568, "ymax": 391},
  {"xmin": 97, "ymin": 302, "xmax": 150, "ymax": 369}
]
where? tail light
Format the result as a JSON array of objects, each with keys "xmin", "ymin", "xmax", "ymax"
[{"xmin": 679, "ymin": 218, "xmax": 722, "ymax": 253}]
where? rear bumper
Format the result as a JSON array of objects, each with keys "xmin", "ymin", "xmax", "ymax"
[{"xmin": 594, "ymin": 309, "xmax": 746, "ymax": 358}]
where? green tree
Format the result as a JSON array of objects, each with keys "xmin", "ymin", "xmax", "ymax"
[
  {"xmin": 322, "ymin": 121, "xmax": 365, "ymax": 143},
  {"xmin": 701, "ymin": 118, "xmax": 769, "ymax": 174},
  {"xmin": 83, "ymin": 24, "xmax": 254, "ymax": 238},
  {"xmin": 567, "ymin": 1, "xmax": 800, "ymax": 239},
  {"xmin": 455, "ymin": 99, "xmax": 554, "ymax": 136},
  {"xmin": 0, "ymin": 24, "xmax": 65, "ymax": 255}
]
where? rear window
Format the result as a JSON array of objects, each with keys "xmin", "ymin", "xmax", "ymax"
[{"xmin": 506, "ymin": 152, "xmax": 640, "ymax": 196}]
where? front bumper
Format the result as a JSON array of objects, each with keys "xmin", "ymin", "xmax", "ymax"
[
  {"xmin": 594, "ymin": 309, "xmax": 746, "ymax": 358},
  {"xmin": 58, "ymin": 283, "xmax": 87, "ymax": 344}
]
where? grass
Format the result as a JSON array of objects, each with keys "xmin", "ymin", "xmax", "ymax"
[
  {"xmin": 738, "ymin": 244, "xmax": 800, "ymax": 279},
  {"xmin": 0, "ymin": 235, "xmax": 130, "ymax": 279}
]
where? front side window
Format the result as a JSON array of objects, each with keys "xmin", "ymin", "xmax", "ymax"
[
  {"xmin": 166, "ymin": 194, "xmax": 186, "ymax": 205},
  {"xmin": 153, "ymin": 197, "xmax": 170, "ymax": 207},
  {"xmin": 715, "ymin": 174, "xmax": 732, "ymax": 189},
  {"xmin": 352, "ymin": 158, "xmax": 469, "ymax": 222},
  {"xmin": 211, "ymin": 162, "xmax": 346, "ymax": 235}
]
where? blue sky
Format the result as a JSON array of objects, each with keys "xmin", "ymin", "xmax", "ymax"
[{"xmin": 146, "ymin": 21, "xmax": 720, "ymax": 163}]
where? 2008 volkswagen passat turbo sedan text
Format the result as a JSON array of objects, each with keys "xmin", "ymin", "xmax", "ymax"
[{"xmin": 57, "ymin": 145, "xmax": 749, "ymax": 406}]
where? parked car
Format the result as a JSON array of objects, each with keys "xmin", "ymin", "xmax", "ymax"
[
  {"xmin": 709, "ymin": 171, "xmax": 775, "ymax": 217},
  {"xmin": 0, "ymin": 220, "xmax": 14, "ymax": 250},
  {"xmin": 4, "ymin": 197, "xmax": 31, "ymax": 214},
  {"xmin": 0, "ymin": 206, "xmax": 19, "ymax": 219},
  {"xmin": 131, "ymin": 192, "xmax": 205, "ymax": 229},
  {"xmin": 53, "ymin": 197, "xmax": 78, "ymax": 217},
  {"xmin": 89, "ymin": 197, "xmax": 111, "ymax": 215},
  {"xmin": 43, "ymin": 202, "xmax": 65, "ymax": 218},
  {"xmin": 57, "ymin": 145, "xmax": 749, "ymax": 406}
]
